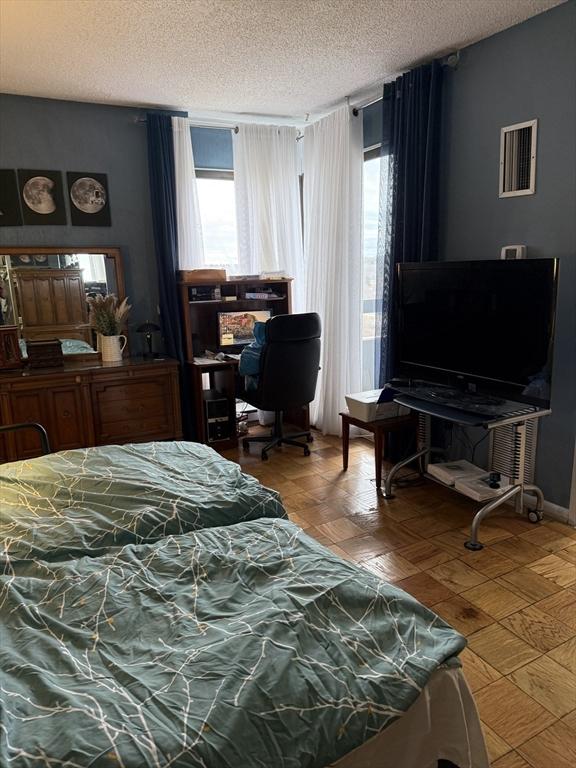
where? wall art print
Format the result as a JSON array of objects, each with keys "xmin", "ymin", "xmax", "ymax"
[
  {"xmin": 18, "ymin": 169, "xmax": 67, "ymax": 225},
  {"xmin": 67, "ymin": 172, "xmax": 111, "ymax": 226},
  {"xmin": 0, "ymin": 169, "xmax": 23, "ymax": 227}
]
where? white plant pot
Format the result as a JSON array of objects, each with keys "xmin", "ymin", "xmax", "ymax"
[{"xmin": 100, "ymin": 334, "xmax": 127, "ymax": 363}]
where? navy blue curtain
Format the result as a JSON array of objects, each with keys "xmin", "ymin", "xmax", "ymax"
[
  {"xmin": 146, "ymin": 113, "xmax": 195, "ymax": 438},
  {"xmin": 377, "ymin": 60, "xmax": 443, "ymax": 385}
]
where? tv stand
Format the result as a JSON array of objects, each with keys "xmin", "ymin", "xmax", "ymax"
[
  {"xmin": 382, "ymin": 393, "xmax": 551, "ymax": 550},
  {"xmin": 393, "ymin": 381, "xmax": 537, "ymax": 419}
]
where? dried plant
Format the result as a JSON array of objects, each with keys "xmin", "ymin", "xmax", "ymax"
[{"xmin": 88, "ymin": 294, "xmax": 131, "ymax": 336}]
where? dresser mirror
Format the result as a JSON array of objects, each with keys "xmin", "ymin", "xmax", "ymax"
[{"xmin": 0, "ymin": 247, "xmax": 125, "ymax": 360}]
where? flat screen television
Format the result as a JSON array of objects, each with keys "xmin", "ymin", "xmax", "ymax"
[
  {"xmin": 395, "ymin": 259, "xmax": 558, "ymax": 407},
  {"xmin": 218, "ymin": 310, "xmax": 271, "ymax": 347}
]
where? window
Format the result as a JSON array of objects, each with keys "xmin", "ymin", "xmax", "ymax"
[
  {"xmin": 195, "ymin": 171, "xmax": 239, "ymax": 268},
  {"xmin": 361, "ymin": 149, "xmax": 383, "ymax": 389}
]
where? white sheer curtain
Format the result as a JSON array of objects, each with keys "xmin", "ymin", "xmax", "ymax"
[
  {"xmin": 304, "ymin": 106, "xmax": 363, "ymax": 435},
  {"xmin": 233, "ymin": 124, "xmax": 305, "ymax": 310},
  {"xmin": 172, "ymin": 116, "xmax": 204, "ymax": 269}
]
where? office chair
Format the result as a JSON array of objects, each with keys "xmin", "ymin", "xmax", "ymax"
[{"xmin": 242, "ymin": 312, "xmax": 321, "ymax": 461}]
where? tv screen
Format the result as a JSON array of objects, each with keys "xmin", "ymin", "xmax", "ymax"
[
  {"xmin": 218, "ymin": 310, "xmax": 271, "ymax": 347},
  {"xmin": 396, "ymin": 259, "xmax": 558, "ymax": 405}
]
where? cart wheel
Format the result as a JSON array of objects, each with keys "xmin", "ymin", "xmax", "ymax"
[
  {"xmin": 306, "ymin": 434, "xmax": 314, "ymax": 443},
  {"xmin": 304, "ymin": 446, "xmax": 311, "ymax": 457},
  {"xmin": 261, "ymin": 450, "xmax": 269, "ymax": 461},
  {"xmin": 528, "ymin": 509, "xmax": 543, "ymax": 524},
  {"xmin": 242, "ymin": 439, "xmax": 249, "ymax": 452}
]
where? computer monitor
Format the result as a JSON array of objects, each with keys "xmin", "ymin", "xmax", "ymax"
[{"xmin": 218, "ymin": 310, "xmax": 271, "ymax": 347}]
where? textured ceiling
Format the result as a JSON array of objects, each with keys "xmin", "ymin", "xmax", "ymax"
[{"xmin": 0, "ymin": 0, "xmax": 564, "ymax": 118}]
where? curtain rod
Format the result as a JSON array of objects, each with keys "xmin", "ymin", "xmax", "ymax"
[
  {"xmin": 350, "ymin": 51, "xmax": 459, "ymax": 116},
  {"xmin": 136, "ymin": 115, "xmax": 304, "ymax": 140},
  {"xmin": 135, "ymin": 116, "xmax": 239, "ymax": 132}
]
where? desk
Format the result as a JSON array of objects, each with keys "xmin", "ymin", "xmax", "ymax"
[
  {"xmin": 191, "ymin": 358, "xmax": 310, "ymax": 451},
  {"xmin": 190, "ymin": 359, "xmax": 238, "ymax": 450},
  {"xmin": 339, "ymin": 411, "xmax": 417, "ymax": 490}
]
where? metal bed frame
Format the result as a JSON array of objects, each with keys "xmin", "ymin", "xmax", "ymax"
[{"xmin": 0, "ymin": 422, "xmax": 51, "ymax": 456}]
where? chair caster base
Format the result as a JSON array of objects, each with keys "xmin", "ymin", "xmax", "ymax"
[
  {"xmin": 306, "ymin": 434, "xmax": 314, "ymax": 443},
  {"xmin": 464, "ymin": 540, "xmax": 483, "ymax": 551},
  {"xmin": 261, "ymin": 450, "xmax": 269, "ymax": 461}
]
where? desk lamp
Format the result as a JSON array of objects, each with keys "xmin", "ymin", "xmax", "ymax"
[{"xmin": 136, "ymin": 321, "xmax": 160, "ymax": 357}]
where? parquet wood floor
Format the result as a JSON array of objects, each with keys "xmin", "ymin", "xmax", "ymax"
[{"xmin": 223, "ymin": 432, "xmax": 576, "ymax": 766}]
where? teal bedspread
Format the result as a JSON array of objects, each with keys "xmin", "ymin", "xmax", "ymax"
[
  {"xmin": 0, "ymin": 519, "xmax": 465, "ymax": 768},
  {"xmin": 0, "ymin": 441, "xmax": 285, "ymax": 562}
]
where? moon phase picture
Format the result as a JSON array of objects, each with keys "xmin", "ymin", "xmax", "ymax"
[
  {"xmin": 67, "ymin": 172, "xmax": 111, "ymax": 225},
  {"xmin": 18, "ymin": 169, "xmax": 67, "ymax": 225}
]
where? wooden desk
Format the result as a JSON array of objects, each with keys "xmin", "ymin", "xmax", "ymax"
[
  {"xmin": 191, "ymin": 357, "xmax": 311, "ymax": 452},
  {"xmin": 339, "ymin": 410, "xmax": 417, "ymax": 490},
  {"xmin": 190, "ymin": 358, "xmax": 238, "ymax": 450}
]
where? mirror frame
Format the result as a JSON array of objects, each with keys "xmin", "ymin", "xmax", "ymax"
[{"xmin": 0, "ymin": 247, "xmax": 126, "ymax": 360}]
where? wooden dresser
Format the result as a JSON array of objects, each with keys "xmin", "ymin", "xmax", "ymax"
[{"xmin": 0, "ymin": 358, "xmax": 182, "ymax": 462}]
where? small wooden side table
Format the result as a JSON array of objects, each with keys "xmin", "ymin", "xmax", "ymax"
[{"xmin": 339, "ymin": 410, "xmax": 417, "ymax": 490}]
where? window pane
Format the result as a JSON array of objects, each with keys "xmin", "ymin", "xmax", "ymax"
[
  {"xmin": 362, "ymin": 154, "xmax": 381, "ymax": 389},
  {"xmin": 196, "ymin": 177, "xmax": 238, "ymax": 267}
]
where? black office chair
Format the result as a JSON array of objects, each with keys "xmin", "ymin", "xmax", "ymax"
[{"xmin": 242, "ymin": 312, "xmax": 321, "ymax": 461}]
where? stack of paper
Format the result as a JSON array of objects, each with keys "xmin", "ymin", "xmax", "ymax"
[
  {"xmin": 455, "ymin": 475, "xmax": 511, "ymax": 502},
  {"xmin": 427, "ymin": 460, "xmax": 485, "ymax": 486}
]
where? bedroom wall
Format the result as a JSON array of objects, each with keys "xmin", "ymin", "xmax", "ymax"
[
  {"xmin": 0, "ymin": 94, "xmax": 159, "ymax": 347},
  {"xmin": 439, "ymin": 0, "xmax": 576, "ymax": 509}
]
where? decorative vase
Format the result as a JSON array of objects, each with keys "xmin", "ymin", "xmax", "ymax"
[{"xmin": 100, "ymin": 334, "xmax": 127, "ymax": 363}]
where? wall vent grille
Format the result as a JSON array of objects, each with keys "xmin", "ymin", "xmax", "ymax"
[{"xmin": 499, "ymin": 119, "xmax": 537, "ymax": 198}]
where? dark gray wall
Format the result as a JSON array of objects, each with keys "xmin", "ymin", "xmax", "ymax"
[
  {"xmin": 440, "ymin": 0, "xmax": 576, "ymax": 507},
  {"xmin": 0, "ymin": 94, "xmax": 159, "ymax": 347}
]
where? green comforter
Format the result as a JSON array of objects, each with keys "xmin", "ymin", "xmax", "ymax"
[
  {"xmin": 0, "ymin": 441, "xmax": 285, "ymax": 562},
  {"xmin": 0, "ymin": 519, "xmax": 464, "ymax": 768}
]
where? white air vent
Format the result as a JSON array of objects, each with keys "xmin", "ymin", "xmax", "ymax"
[{"xmin": 499, "ymin": 119, "xmax": 537, "ymax": 198}]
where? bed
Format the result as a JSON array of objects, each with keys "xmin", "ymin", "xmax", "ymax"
[
  {"xmin": 1, "ymin": 441, "xmax": 286, "ymax": 561},
  {"xmin": 0, "ymin": 443, "xmax": 488, "ymax": 768}
]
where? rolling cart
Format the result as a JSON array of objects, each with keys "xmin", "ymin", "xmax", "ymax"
[{"xmin": 382, "ymin": 393, "xmax": 550, "ymax": 550}]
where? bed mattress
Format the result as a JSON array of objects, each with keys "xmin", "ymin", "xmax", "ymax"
[
  {"xmin": 0, "ymin": 518, "xmax": 467, "ymax": 768},
  {"xmin": 0, "ymin": 440, "xmax": 286, "ymax": 562}
]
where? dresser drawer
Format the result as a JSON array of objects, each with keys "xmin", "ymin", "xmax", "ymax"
[
  {"xmin": 99, "ymin": 394, "xmax": 166, "ymax": 423},
  {"xmin": 92, "ymin": 381, "xmax": 164, "ymax": 403},
  {"xmin": 91, "ymin": 374, "xmax": 176, "ymax": 445},
  {"xmin": 97, "ymin": 416, "xmax": 172, "ymax": 443}
]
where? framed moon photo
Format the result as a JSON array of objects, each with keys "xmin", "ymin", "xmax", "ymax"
[
  {"xmin": 67, "ymin": 172, "xmax": 111, "ymax": 226},
  {"xmin": 18, "ymin": 169, "xmax": 67, "ymax": 225},
  {"xmin": 0, "ymin": 169, "xmax": 23, "ymax": 226}
]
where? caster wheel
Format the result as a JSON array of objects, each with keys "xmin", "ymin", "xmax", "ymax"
[
  {"xmin": 528, "ymin": 509, "xmax": 543, "ymax": 524},
  {"xmin": 306, "ymin": 434, "xmax": 314, "ymax": 443},
  {"xmin": 242, "ymin": 439, "xmax": 249, "ymax": 452},
  {"xmin": 261, "ymin": 451, "xmax": 269, "ymax": 461},
  {"xmin": 304, "ymin": 446, "xmax": 311, "ymax": 457}
]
